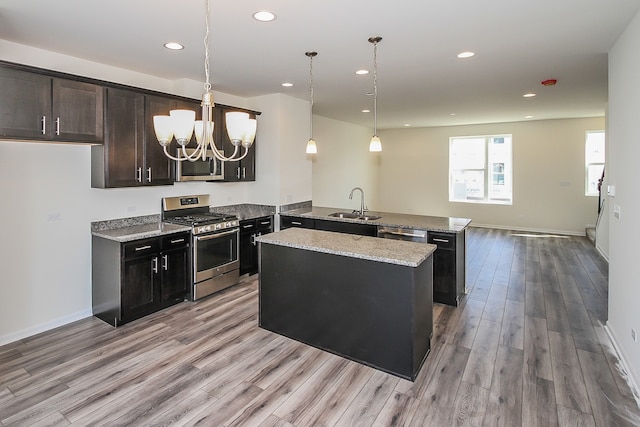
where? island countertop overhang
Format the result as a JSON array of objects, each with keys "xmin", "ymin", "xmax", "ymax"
[
  {"xmin": 256, "ymin": 227, "xmax": 436, "ymax": 267},
  {"xmin": 279, "ymin": 206, "xmax": 471, "ymax": 234}
]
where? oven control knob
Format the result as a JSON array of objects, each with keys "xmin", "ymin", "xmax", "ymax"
[{"xmin": 215, "ymin": 223, "xmax": 222, "ymax": 230}]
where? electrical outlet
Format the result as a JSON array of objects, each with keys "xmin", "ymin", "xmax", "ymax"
[
  {"xmin": 632, "ymin": 328, "xmax": 637, "ymax": 343},
  {"xmin": 613, "ymin": 205, "xmax": 621, "ymax": 219}
]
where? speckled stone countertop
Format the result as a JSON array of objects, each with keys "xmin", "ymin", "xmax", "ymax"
[
  {"xmin": 256, "ymin": 228, "xmax": 436, "ymax": 267},
  {"xmin": 280, "ymin": 206, "xmax": 471, "ymax": 233},
  {"xmin": 91, "ymin": 215, "xmax": 191, "ymax": 243},
  {"xmin": 210, "ymin": 203, "xmax": 276, "ymax": 221}
]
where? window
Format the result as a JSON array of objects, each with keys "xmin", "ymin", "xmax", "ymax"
[
  {"xmin": 585, "ymin": 131, "xmax": 605, "ymax": 196},
  {"xmin": 449, "ymin": 135, "xmax": 512, "ymax": 204}
]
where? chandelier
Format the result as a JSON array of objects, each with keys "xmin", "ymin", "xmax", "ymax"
[
  {"xmin": 152, "ymin": 0, "xmax": 257, "ymax": 163},
  {"xmin": 368, "ymin": 36, "xmax": 382, "ymax": 152},
  {"xmin": 305, "ymin": 51, "xmax": 318, "ymax": 154}
]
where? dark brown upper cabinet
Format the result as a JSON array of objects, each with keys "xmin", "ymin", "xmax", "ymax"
[{"xmin": 0, "ymin": 65, "xmax": 103, "ymax": 142}]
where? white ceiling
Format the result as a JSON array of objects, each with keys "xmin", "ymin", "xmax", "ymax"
[{"xmin": 1, "ymin": 0, "xmax": 639, "ymax": 129}]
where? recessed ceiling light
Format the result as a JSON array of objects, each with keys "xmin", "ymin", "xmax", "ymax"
[
  {"xmin": 523, "ymin": 93, "xmax": 536, "ymax": 98},
  {"xmin": 457, "ymin": 51, "xmax": 475, "ymax": 59},
  {"xmin": 362, "ymin": 109, "xmax": 371, "ymax": 113},
  {"xmin": 253, "ymin": 11, "xmax": 276, "ymax": 22},
  {"xmin": 281, "ymin": 82, "xmax": 293, "ymax": 87},
  {"xmin": 404, "ymin": 124, "xmax": 411, "ymax": 127},
  {"xmin": 525, "ymin": 115, "xmax": 533, "ymax": 119},
  {"xmin": 355, "ymin": 69, "xmax": 369, "ymax": 75},
  {"xmin": 163, "ymin": 42, "xmax": 184, "ymax": 50},
  {"xmin": 450, "ymin": 113, "xmax": 456, "ymax": 116}
]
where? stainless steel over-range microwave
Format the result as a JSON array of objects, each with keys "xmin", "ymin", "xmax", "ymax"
[{"xmin": 175, "ymin": 148, "xmax": 224, "ymax": 181}]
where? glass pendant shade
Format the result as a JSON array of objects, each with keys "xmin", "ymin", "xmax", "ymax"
[
  {"xmin": 194, "ymin": 120, "xmax": 214, "ymax": 145},
  {"xmin": 369, "ymin": 135, "xmax": 382, "ymax": 152},
  {"xmin": 242, "ymin": 118, "xmax": 257, "ymax": 147},
  {"xmin": 169, "ymin": 110, "xmax": 196, "ymax": 146},
  {"xmin": 226, "ymin": 112, "xmax": 250, "ymax": 145},
  {"xmin": 306, "ymin": 138, "xmax": 317, "ymax": 154},
  {"xmin": 153, "ymin": 115, "xmax": 174, "ymax": 146}
]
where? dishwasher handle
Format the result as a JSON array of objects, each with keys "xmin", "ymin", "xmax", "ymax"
[{"xmin": 377, "ymin": 227, "xmax": 427, "ymax": 242}]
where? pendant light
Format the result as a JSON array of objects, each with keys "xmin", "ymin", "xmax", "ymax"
[
  {"xmin": 153, "ymin": 0, "xmax": 256, "ymax": 163},
  {"xmin": 368, "ymin": 36, "xmax": 382, "ymax": 152},
  {"xmin": 305, "ymin": 51, "xmax": 318, "ymax": 154}
]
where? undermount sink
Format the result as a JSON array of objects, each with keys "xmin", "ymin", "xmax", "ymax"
[{"xmin": 329, "ymin": 212, "xmax": 381, "ymax": 221}]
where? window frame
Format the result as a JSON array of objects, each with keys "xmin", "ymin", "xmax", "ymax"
[
  {"xmin": 449, "ymin": 134, "xmax": 513, "ymax": 205},
  {"xmin": 585, "ymin": 130, "xmax": 605, "ymax": 197}
]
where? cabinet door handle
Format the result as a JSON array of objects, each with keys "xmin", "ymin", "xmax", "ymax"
[
  {"xmin": 250, "ymin": 233, "xmax": 256, "ymax": 246},
  {"xmin": 162, "ymin": 254, "xmax": 168, "ymax": 270},
  {"xmin": 291, "ymin": 221, "xmax": 302, "ymax": 226},
  {"xmin": 242, "ymin": 167, "xmax": 246, "ymax": 179},
  {"xmin": 152, "ymin": 257, "xmax": 159, "ymax": 273},
  {"xmin": 260, "ymin": 221, "xmax": 271, "ymax": 226},
  {"xmin": 135, "ymin": 245, "xmax": 152, "ymax": 251},
  {"xmin": 432, "ymin": 238, "xmax": 450, "ymax": 243},
  {"xmin": 147, "ymin": 167, "xmax": 152, "ymax": 182},
  {"xmin": 236, "ymin": 167, "xmax": 241, "ymax": 180},
  {"xmin": 170, "ymin": 238, "xmax": 185, "ymax": 244},
  {"xmin": 55, "ymin": 117, "xmax": 60, "ymax": 135},
  {"xmin": 41, "ymin": 116, "xmax": 46, "ymax": 135},
  {"xmin": 136, "ymin": 167, "xmax": 142, "ymax": 183},
  {"xmin": 243, "ymin": 224, "xmax": 254, "ymax": 229}
]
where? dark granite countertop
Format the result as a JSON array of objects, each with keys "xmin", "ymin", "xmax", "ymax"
[{"xmin": 279, "ymin": 206, "xmax": 471, "ymax": 233}]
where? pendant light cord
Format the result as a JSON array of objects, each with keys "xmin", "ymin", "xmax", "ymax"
[
  {"xmin": 309, "ymin": 53, "xmax": 314, "ymax": 138},
  {"xmin": 372, "ymin": 39, "xmax": 378, "ymax": 137}
]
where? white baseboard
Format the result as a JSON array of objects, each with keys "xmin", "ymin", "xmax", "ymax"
[
  {"xmin": 604, "ymin": 322, "xmax": 640, "ymax": 409},
  {"xmin": 0, "ymin": 309, "xmax": 93, "ymax": 347}
]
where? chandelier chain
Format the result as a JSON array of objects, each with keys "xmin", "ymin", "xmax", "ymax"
[{"xmin": 204, "ymin": 0, "xmax": 211, "ymax": 92}]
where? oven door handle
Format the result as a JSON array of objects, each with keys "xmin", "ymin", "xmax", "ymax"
[{"xmin": 195, "ymin": 228, "xmax": 238, "ymax": 242}]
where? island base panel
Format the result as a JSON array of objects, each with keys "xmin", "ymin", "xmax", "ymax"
[{"xmin": 259, "ymin": 243, "xmax": 433, "ymax": 381}]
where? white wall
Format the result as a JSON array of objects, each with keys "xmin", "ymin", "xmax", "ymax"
[
  {"xmin": 311, "ymin": 115, "xmax": 379, "ymax": 211},
  {"xmin": 0, "ymin": 42, "xmax": 311, "ymax": 344},
  {"xmin": 375, "ymin": 118, "xmax": 604, "ymax": 235},
  {"xmin": 607, "ymin": 9, "xmax": 640, "ymax": 390},
  {"xmin": 247, "ymin": 94, "xmax": 313, "ymax": 206}
]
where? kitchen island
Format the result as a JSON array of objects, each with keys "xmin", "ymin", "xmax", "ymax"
[
  {"xmin": 256, "ymin": 227, "xmax": 436, "ymax": 381},
  {"xmin": 280, "ymin": 206, "xmax": 471, "ymax": 306}
]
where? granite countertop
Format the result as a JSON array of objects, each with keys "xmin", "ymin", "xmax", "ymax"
[
  {"xmin": 210, "ymin": 203, "xmax": 276, "ymax": 221},
  {"xmin": 256, "ymin": 227, "xmax": 436, "ymax": 267},
  {"xmin": 91, "ymin": 215, "xmax": 191, "ymax": 243},
  {"xmin": 280, "ymin": 206, "xmax": 471, "ymax": 233}
]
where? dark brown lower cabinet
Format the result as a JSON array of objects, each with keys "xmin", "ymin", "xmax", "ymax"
[
  {"xmin": 92, "ymin": 232, "xmax": 190, "ymax": 326},
  {"xmin": 428, "ymin": 231, "xmax": 466, "ymax": 306},
  {"xmin": 240, "ymin": 216, "xmax": 273, "ymax": 276}
]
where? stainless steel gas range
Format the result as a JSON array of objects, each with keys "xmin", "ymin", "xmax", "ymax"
[{"xmin": 162, "ymin": 194, "xmax": 239, "ymax": 301}]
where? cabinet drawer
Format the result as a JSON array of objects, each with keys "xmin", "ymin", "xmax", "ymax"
[
  {"xmin": 123, "ymin": 238, "xmax": 160, "ymax": 259},
  {"xmin": 256, "ymin": 216, "xmax": 273, "ymax": 232},
  {"xmin": 161, "ymin": 232, "xmax": 190, "ymax": 250},
  {"xmin": 427, "ymin": 232, "xmax": 456, "ymax": 250},
  {"xmin": 240, "ymin": 220, "xmax": 256, "ymax": 233},
  {"xmin": 280, "ymin": 216, "xmax": 315, "ymax": 229}
]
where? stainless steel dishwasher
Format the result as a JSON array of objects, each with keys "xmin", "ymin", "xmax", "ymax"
[{"xmin": 377, "ymin": 226, "xmax": 427, "ymax": 243}]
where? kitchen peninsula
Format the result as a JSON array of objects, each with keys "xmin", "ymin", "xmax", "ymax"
[
  {"xmin": 280, "ymin": 206, "xmax": 471, "ymax": 306},
  {"xmin": 257, "ymin": 227, "xmax": 436, "ymax": 380}
]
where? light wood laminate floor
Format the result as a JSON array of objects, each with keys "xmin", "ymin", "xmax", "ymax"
[{"xmin": 1, "ymin": 227, "xmax": 639, "ymax": 426}]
